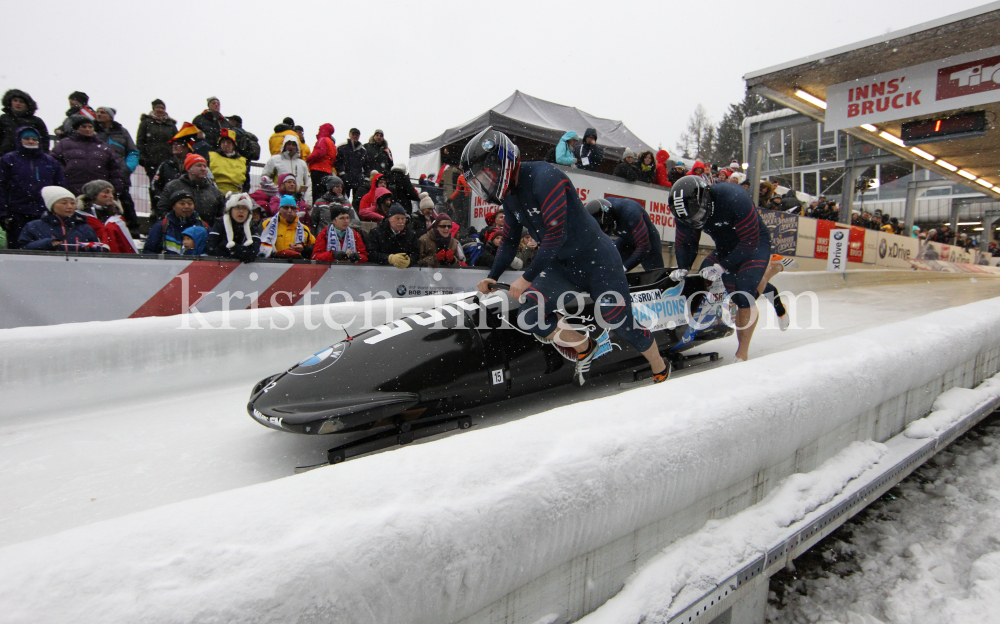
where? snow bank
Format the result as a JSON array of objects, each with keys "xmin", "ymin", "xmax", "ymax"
[
  {"xmin": 578, "ymin": 441, "xmax": 887, "ymax": 624},
  {"xmin": 1, "ymin": 298, "xmax": 1000, "ymax": 623},
  {"xmin": 904, "ymin": 385, "xmax": 1000, "ymax": 439},
  {"xmin": 0, "ymin": 293, "xmax": 464, "ymax": 420}
]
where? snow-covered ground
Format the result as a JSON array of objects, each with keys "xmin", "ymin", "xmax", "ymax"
[
  {"xmin": 766, "ymin": 413, "xmax": 1000, "ymax": 624},
  {"xmin": 1, "ymin": 278, "xmax": 999, "ymax": 549},
  {"xmin": 1, "ymin": 278, "xmax": 999, "ymax": 624}
]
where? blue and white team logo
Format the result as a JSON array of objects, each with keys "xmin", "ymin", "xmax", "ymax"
[
  {"xmin": 482, "ymin": 139, "xmax": 495, "ymax": 151},
  {"xmin": 289, "ymin": 342, "xmax": 348, "ymax": 375}
]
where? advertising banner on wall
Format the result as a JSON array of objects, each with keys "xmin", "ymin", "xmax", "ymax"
[
  {"xmin": 760, "ymin": 209, "xmax": 799, "ymax": 256},
  {"xmin": 815, "ymin": 220, "xmax": 866, "ymax": 263},
  {"xmin": 0, "ymin": 254, "xmax": 499, "ymax": 330},
  {"xmin": 796, "ymin": 217, "xmax": 817, "ymax": 258},
  {"xmin": 826, "ymin": 228, "xmax": 850, "ymax": 272},
  {"xmin": 875, "ymin": 231, "xmax": 919, "ymax": 268},
  {"xmin": 825, "ymin": 45, "xmax": 1000, "ymax": 131}
]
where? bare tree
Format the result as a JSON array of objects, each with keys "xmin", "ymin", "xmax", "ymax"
[{"xmin": 676, "ymin": 104, "xmax": 713, "ymax": 160}]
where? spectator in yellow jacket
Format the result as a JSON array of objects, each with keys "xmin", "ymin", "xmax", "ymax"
[
  {"xmin": 207, "ymin": 129, "xmax": 248, "ymax": 194},
  {"xmin": 259, "ymin": 195, "xmax": 315, "ymax": 258},
  {"xmin": 267, "ymin": 117, "xmax": 308, "ymax": 157}
]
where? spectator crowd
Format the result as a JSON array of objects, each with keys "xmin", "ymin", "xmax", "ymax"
[{"xmin": 1, "ymin": 87, "xmax": 990, "ymax": 267}]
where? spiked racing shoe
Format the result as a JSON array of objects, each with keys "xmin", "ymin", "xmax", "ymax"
[{"xmin": 574, "ymin": 338, "xmax": 598, "ymax": 386}]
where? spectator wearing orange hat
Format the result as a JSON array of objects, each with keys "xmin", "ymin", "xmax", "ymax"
[
  {"xmin": 208, "ymin": 128, "xmax": 248, "ymax": 194},
  {"xmin": 150, "ymin": 123, "xmax": 199, "ymax": 206},
  {"xmin": 154, "ymin": 152, "xmax": 225, "ymax": 224}
]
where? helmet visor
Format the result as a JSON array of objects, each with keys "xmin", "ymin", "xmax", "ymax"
[
  {"xmin": 468, "ymin": 165, "xmax": 499, "ymax": 203},
  {"xmin": 680, "ymin": 199, "xmax": 710, "ymax": 228}
]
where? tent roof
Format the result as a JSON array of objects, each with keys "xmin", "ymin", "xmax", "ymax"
[{"xmin": 409, "ymin": 91, "xmax": 654, "ymax": 160}]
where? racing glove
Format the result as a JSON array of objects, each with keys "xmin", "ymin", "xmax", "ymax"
[
  {"xmin": 699, "ymin": 264, "xmax": 725, "ymax": 281},
  {"xmin": 388, "ymin": 253, "xmax": 410, "ymax": 269},
  {"xmin": 669, "ymin": 268, "xmax": 689, "ymax": 281}
]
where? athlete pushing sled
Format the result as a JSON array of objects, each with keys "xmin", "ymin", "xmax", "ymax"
[{"xmin": 462, "ymin": 127, "xmax": 670, "ymax": 386}]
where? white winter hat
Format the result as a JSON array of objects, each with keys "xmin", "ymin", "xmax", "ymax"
[
  {"xmin": 223, "ymin": 192, "xmax": 254, "ymax": 249},
  {"xmin": 41, "ymin": 186, "xmax": 76, "ymax": 212},
  {"xmin": 391, "ymin": 162, "xmax": 407, "ymax": 173},
  {"xmin": 419, "ymin": 192, "xmax": 434, "ymax": 212}
]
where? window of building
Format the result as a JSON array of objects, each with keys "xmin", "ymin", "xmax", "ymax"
[
  {"xmin": 794, "ymin": 125, "xmax": 818, "ymax": 167},
  {"xmin": 802, "ymin": 171, "xmax": 818, "ymax": 196},
  {"xmin": 820, "ymin": 169, "xmax": 844, "ymax": 198}
]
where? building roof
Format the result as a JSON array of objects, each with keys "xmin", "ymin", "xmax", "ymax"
[
  {"xmin": 742, "ymin": 4, "xmax": 1000, "ymax": 199},
  {"xmin": 409, "ymin": 91, "xmax": 653, "ymax": 160}
]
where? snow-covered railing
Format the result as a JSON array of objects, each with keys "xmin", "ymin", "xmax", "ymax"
[{"xmin": 1, "ymin": 299, "xmax": 999, "ymax": 624}]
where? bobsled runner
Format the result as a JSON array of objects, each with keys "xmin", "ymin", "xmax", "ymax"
[{"xmin": 247, "ymin": 268, "xmax": 735, "ymax": 469}]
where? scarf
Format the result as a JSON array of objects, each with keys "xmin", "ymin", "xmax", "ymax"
[
  {"xmin": 431, "ymin": 226, "xmax": 452, "ymax": 251},
  {"xmin": 260, "ymin": 216, "xmax": 304, "ymax": 257},
  {"xmin": 326, "ymin": 225, "xmax": 357, "ymax": 255}
]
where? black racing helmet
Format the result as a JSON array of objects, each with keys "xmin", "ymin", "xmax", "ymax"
[
  {"xmin": 585, "ymin": 198, "xmax": 616, "ymax": 234},
  {"xmin": 460, "ymin": 126, "xmax": 520, "ymax": 206},
  {"xmin": 669, "ymin": 175, "xmax": 714, "ymax": 228}
]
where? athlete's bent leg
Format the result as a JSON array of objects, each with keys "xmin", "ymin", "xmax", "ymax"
[{"xmin": 734, "ymin": 306, "xmax": 758, "ymax": 361}]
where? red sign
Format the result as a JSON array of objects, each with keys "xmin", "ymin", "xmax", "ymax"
[
  {"xmin": 937, "ymin": 55, "xmax": 1000, "ymax": 100},
  {"xmin": 815, "ymin": 220, "xmax": 865, "ymax": 262}
]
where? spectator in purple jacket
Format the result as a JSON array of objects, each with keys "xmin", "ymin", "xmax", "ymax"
[
  {"xmin": 0, "ymin": 127, "xmax": 66, "ymax": 247},
  {"xmin": 51, "ymin": 116, "xmax": 125, "ymax": 196}
]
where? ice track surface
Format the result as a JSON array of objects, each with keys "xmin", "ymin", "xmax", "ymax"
[{"xmin": 2, "ymin": 279, "xmax": 999, "ymax": 548}]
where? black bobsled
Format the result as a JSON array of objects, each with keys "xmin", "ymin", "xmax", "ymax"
[{"xmin": 247, "ymin": 268, "xmax": 734, "ymax": 467}]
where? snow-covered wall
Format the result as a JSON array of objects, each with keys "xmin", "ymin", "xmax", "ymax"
[
  {"xmin": 0, "ymin": 295, "xmax": 460, "ymax": 420},
  {"xmin": 1, "ymin": 298, "xmax": 1000, "ymax": 624}
]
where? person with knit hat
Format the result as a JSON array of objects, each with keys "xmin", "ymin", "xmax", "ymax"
[
  {"xmin": 363, "ymin": 129, "xmax": 393, "ymax": 175},
  {"xmin": 366, "ymin": 203, "xmax": 418, "ymax": 268},
  {"xmin": 207, "ymin": 192, "xmax": 261, "ymax": 261},
  {"xmin": 56, "ymin": 92, "xmax": 97, "ymax": 137},
  {"xmin": 259, "ymin": 194, "xmax": 315, "ymax": 258},
  {"xmin": 412, "ymin": 192, "xmax": 438, "ymax": 239},
  {"xmin": 267, "ymin": 173, "xmax": 312, "ymax": 228},
  {"xmin": 192, "ymin": 97, "xmax": 232, "ymax": 148},
  {"xmin": 418, "ymin": 214, "xmax": 460, "ymax": 267},
  {"xmin": 613, "ymin": 148, "xmax": 639, "ymax": 182},
  {"xmin": 51, "ymin": 116, "xmax": 126, "ymax": 199},
  {"xmin": 208, "ymin": 128, "xmax": 248, "ymax": 194},
  {"xmin": 144, "ymin": 188, "xmax": 209, "ymax": 254},
  {"xmin": 261, "ymin": 135, "xmax": 310, "ymax": 198},
  {"xmin": 94, "ymin": 105, "xmax": 140, "ymax": 226},
  {"xmin": 312, "ymin": 175, "xmax": 359, "ymax": 233},
  {"xmin": 76, "ymin": 179, "xmax": 136, "ymax": 254},
  {"xmin": 136, "ymin": 99, "xmax": 178, "ymax": 183},
  {"xmin": 0, "ymin": 126, "xmax": 66, "ymax": 247},
  {"xmin": 155, "ymin": 152, "xmax": 225, "ymax": 223},
  {"xmin": 18, "ymin": 186, "xmax": 106, "ymax": 252},
  {"xmin": 312, "ymin": 205, "xmax": 368, "ymax": 263},
  {"xmin": 150, "ymin": 124, "xmax": 199, "ymax": 206}
]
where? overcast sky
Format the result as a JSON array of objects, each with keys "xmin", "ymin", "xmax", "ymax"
[{"xmin": 1, "ymin": 0, "xmax": 988, "ymax": 165}]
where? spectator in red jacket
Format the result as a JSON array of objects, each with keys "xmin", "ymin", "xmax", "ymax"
[
  {"xmin": 76, "ymin": 179, "xmax": 136, "ymax": 253},
  {"xmin": 358, "ymin": 172, "xmax": 386, "ymax": 212},
  {"xmin": 313, "ymin": 205, "xmax": 368, "ymax": 263},
  {"xmin": 360, "ymin": 187, "xmax": 394, "ymax": 222},
  {"xmin": 306, "ymin": 123, "xmax": 337, "ymax": 196},
  {"xmin": 654, "ymin": 149, "xmax": 672, "ymax": 188}
]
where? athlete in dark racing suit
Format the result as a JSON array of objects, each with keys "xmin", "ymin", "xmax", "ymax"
[
  {"xmin": 585, "ymin": 197, "xmax": 663, "ymax": 271},
  {"xmin": 461, "ymin": 127, "xmax": 669, "ymax": 385},
  {"xmin": 668, "ymin": 176, "xmax": 771, "ymax": 362}
]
